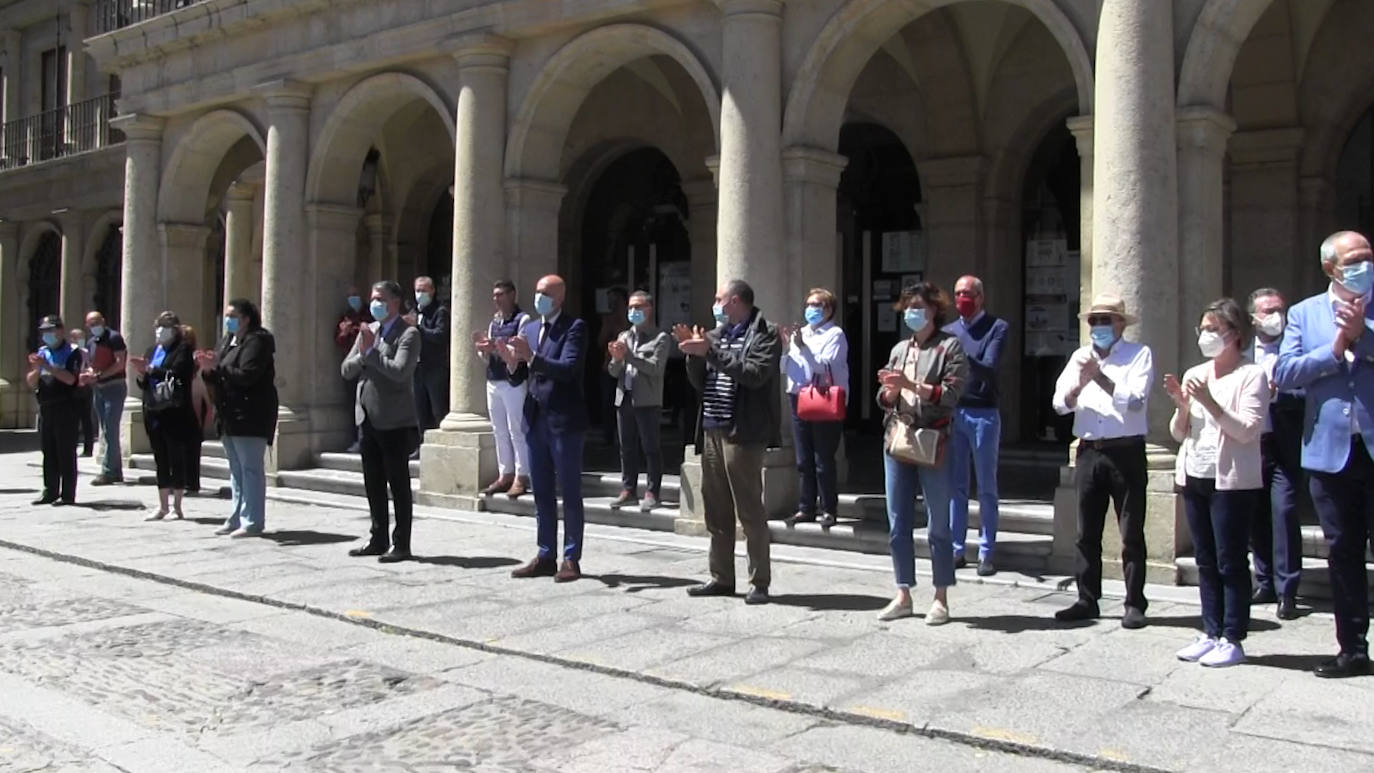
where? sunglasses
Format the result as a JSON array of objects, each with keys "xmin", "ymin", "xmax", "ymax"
[{"xmin": 1086, "ymin": 315, "xmax": 1116, "ymax": 326}]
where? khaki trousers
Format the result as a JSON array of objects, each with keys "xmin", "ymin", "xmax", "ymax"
[{"xmin": 701, "ymin": 429, "xmax": 771, "ymax": 589}]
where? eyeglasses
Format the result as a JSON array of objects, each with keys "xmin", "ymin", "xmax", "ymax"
[
  {"xmin": 1086, "ymin": 316, "xmax": 1116, "ymax": 326},
  {"xmin": 954, "ymin": 290, "xmax": 979, "ymax": 298}
]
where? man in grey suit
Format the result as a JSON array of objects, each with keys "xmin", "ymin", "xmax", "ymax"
[
  {"xmin": 342, "ymin": 280, "xmax": 420, "ymax": 562},
  {"xmin": 608, "ymin": 291, "xmax": 671, "ymax": 511}
]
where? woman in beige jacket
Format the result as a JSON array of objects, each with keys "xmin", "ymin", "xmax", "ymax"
[{"xmin": 1164, "ymin": 297, "xmax": 1270, "ymax": 669}]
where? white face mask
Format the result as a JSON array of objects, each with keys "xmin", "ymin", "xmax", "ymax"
[
  {"xmin": 1197, "ymin": 330, "xmax": 1227, "ymax": 359},
  {"xmin": 1253, "ymin": 313, "xmax": 1283, "ymax": 338}
]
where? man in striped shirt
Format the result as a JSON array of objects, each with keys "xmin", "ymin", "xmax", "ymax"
[{"xmin": 676, "ymin": 280, "xmax": 782, "ymax": 605}]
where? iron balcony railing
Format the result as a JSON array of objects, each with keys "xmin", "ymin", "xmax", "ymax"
[
  {"xmin": 94, "ymin": 0, "xmax": 207, "ymax": 34},
  {"xmin": 0, "ymin": 94, "xmax": 122, "ymax": 170}
]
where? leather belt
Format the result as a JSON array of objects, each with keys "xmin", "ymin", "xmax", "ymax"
[{"xmin": 1081, "ymin": 435, "xmax": 1144, "ymax": 450}]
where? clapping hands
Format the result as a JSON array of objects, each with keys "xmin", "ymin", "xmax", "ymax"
[{"xmin": 672, "ymin": 324, "xmax": 708, "ymax": 357}]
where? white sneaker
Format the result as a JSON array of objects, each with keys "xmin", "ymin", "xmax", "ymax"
[
  {"xmin": 925, "ymin": 599, "xmax": 950, "ymax": 626},
  {"xmin": 877, "ymin": 597, "xmax": 914, "ymax": 622},
  {"xmin": 1199, "ymin": 638, "xmax": 1245, "ymax": 668},
  {"xmin": 1176, "ymin": 634, "xmax": 1217, "ymax": 662}
]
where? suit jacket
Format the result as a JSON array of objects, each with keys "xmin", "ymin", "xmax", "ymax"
[
  {"xmin": 341, "ymin": 317, "xmax": 420, "ymax": 431},
  {"xmin": 1273, "ymin": 289, "xmax": 1374, "ymax": 473},
  {"xmin": 414, "ymin": 301, "xmax": 450, "ymax": 375},
  {"xmin": 685, "ymin": 310, "xmax": 782, "ymax": 448},
  {"xmin": 522, "ymin": 312, "xmax": 588, "ymax": 433},
  {"xmin": 608, "ymin": 326, "xmax": 670, "ymax": 408}
]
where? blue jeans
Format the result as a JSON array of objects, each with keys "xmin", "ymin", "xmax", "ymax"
[
  {"xmin": 948, "ymin": 406, "xmax": 1001, "ymax": 559},
  {"xmin": 789, "ymin": 394, "xmax": 843, "ymax": 516},
  {"xmin": 1182, "ymin": 477, "xmax": 1254, "ymax": 641},
  {"xmin": 527, "ymin": 414, "xmax": 586, "ymax": 561},
  {"xmin": 92, "ymin": 382, "xmax": 126, "ymax": 479},
  {"xmin": 884, "ymin": 451, "xmax": 955, "ymax": 589},
  {"xmin": 222, "ymin": 435, "xmax": 268, "ymax": 533}
]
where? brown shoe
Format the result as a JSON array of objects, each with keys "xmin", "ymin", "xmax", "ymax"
[
  {"xmin": 609, "ymin": 490, "xmax": 636, "ymax": 509},
  {"xmin": 511, "ymin": 556, "xmax": 557, "ymax": 578},
  {"xmin": 554, "ymin": 560, "xmax": 582, "ymax": 583},
  {"xmin": 481, "ymin": 474, "xmax": 514, "ymax": 496},
  {"xmin": 506, "ymin": 476, "xmax": 530, "ymax": 499}
]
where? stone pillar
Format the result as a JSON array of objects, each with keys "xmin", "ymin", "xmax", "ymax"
[
  {"xmin": 682, "ymin": 177, "xmax": 719, "ymax": 329},
  {"xmin": 1176, "ymin": 107, "xmax": 1234, "ymax": 361},
  {"xmin": 305, "ymin": 203, "xmax": 362, "ymax": 455},
  {"xmin": 363, "ymin": 212, "xmax": 387, "ymax": 287},
  {"xmin": 0, "ymin": 222, "xmax": 21, "ymax": 426},
  {"xmin": 420, "ymin": 35, "xmax": 512, "ymax": 504},
  {"xmin": 1298, "ymin": 176, "xmax": 1337, "ymax": 296},
  {"xmin": 158, "ymin": 222, "xmax": 210, "ymax": 337},
  {"xmin": 65, "ymin": 3, "xmax": 89, "ymax": 145},
  {"xmin": 223, "ymin": 181, "xmax": 259, "ymax": 306},
  {"xmin": 1, "ymin": 29, "xmax": 20, "ymax": 160},
  {"xmin": 58, "ymin": 214, "xmax": 86, "ymax": 327},
  {"xmin": 1228, "ymin": 127, "xmax": 1304, "ymax": 302},
  {"xmin": 715, "ymin": 0, "xmax": 785, "ymax": 317},
  {"xmin": 980, "ymin": 194, "xmax": 1024, "ymax": 444},
  {"xmin": 503, "ymin": 178, "xmax": 565, "ymax": 293},
  {"xmin": 1066, "ymin": 116, "xmax": 1094, "ymax": 344},
  {"xmin": 256, "ymin": 80, "xmax": 313, "ymax": 470},
  {"xmin": 111, "ymin": 114, "xmax": 162, "ymax": 456},
  {"xmin": 915, "ymin": 156, "xmax": 985, "ymax": 289}
]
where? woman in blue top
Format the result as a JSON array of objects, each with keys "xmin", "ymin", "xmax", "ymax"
[{"xmin": 130, "ymin": 311, "xmax": 197, "ymax": 520}]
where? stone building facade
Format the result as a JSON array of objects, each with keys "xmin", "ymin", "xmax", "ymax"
[{"xmin": 2, "ymin": 0, "xmax": 1373, "ymax": 572}]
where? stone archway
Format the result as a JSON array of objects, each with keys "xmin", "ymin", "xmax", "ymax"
[
  {"xmin": 158, "ymin": 109, "xmax": 266, "ymax": 223},
  {"xmin": 23, "ymin": 225, "xmax": 62, "ymax": 353},
  {"xmin": 1177, "ymin": 0, "xmax": 1279, "ymax": 110}
]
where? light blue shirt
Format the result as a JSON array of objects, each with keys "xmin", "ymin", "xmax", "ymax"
[{"xmin": 785, "ymin": 320, "xmax": 850, "ymax": 395}]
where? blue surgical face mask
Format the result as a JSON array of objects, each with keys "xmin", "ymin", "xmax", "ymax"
[
  {"xmin": 534, "ymin": 293, "xmax": 555, "ymax": 317},
  {"xmin": 627, "ymin": 308, "xmax": 646, "ymax": 326},
  {"xmin": 89, "ymin": 325, "xmax": 105, "ymax": 339},
  {"xmin": 225, "ymin": 316, "xmax": 240, "ymax": 335},
  {"xmin": 1340, "ymin": 260, "xmax": 1374, "ymax": 296},
  {"xmin": 712, "ymin": 303, "xmax": 728, "ymax": 325},
  {"xmin": 804, "ymin": 306, "xmax": 825, "ymax": 326},
  {"xmin": 416, "ymin": 291, "xmax": 433, "ymax": 309},
  {"xmin": 1090, "ymin": 324, "xmax": 1117, "ymax": 351},
  {"xmin": 369, "ymin": 299, "xmax": 389, "ymax": 321},
  {"xmin": 41, "ymin": 332, "xmax": 60, "ymax": 349},
  {"xmin": 903, "ymin": 308, "xmax": 927, "ymax": 332},
  {"xmin": 347, "ymin": 295, "xmax": 362, "ymax": 312}
]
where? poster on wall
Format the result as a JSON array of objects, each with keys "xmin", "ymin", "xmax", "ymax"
[
  {"xmin": 872, "ymin": 279, "xmax": 896, "ymax": 301},
  {"xmin": 882, "ymin": 230, "xmax": 926, "ymax": 273},
  {"xmin": 876, "ymin": 304, "xmax": 898, "ymax": 333}
]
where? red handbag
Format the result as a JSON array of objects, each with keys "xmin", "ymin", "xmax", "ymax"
[{"xmin": 796, "ymin": 368, "xmax": 846, "ymax": 422}]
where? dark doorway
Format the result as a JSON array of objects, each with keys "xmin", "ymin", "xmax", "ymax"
[
  {"xmin": 40, "ymin": 47, "xmax": 68, "ymax": 160},
  {"xmin": 574, "ymin": 147, "xmax": 691, "ymax": 463},
  {"xmin": 210, "ymin": 215, "xmax": 226, "ymax": 324},
  {"xmin": 93, "ymin": 224, "xmax": 122, "ymax": 327},
  {"xmin": 425, "ymin": 191, "xmax": 453, "ymax": 300},
  {"xmin": 837, "ymin": 123, "xmax": 922, "ymax": 438},
  {"xmin": 27, "ymin": 231, "xmax": 61, "ymax": 352}
]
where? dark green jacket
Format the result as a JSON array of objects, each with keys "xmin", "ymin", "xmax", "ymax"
[{"xmin": 686, "ymin": 310, "xmax": 781, "ymax": 448}]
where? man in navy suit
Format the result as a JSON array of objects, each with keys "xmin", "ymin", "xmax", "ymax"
[
  {"xmin": 1275, "ymin": 230, "xmax": 1374, "ymax": 678},
  {"xmin": 509, "ymin": 274, "xmax": 589, "ymax": 583}
]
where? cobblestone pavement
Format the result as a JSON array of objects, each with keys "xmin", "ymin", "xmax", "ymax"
[{"xmin": 2, "ymin": 448, "xmax": 1373, "ymax": 772}]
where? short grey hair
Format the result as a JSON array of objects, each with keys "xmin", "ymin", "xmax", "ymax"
[
  {"xmin": 724, "ymin": 279, "xmax": 754, "ymax": 306},
  {"xmin": 372, "ymin": 280, "xmax": 404, "ymax": 302},
  {"xmin": 1246, "ymin": 287, "xmax": 1283, "ymax": 313},
  {"xmin": 957, "ymin": 276, "xmax": 984, "ymax": 295},
  {"xmin": 629, "ymin": 290, "xmax": 654, "ymax": 305},
  {"xmin": 1321, "ymin": 233, "xmax": 1342, "ymax": 266}
]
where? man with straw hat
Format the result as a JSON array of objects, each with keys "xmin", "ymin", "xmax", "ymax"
[{"xmin": 1051, "ymin": 293, "xmax": 1156, "ymax": 629}]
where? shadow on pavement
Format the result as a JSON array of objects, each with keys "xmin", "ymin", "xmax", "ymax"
[
  {"xmin": 262, "ymin": 530, "xmax": 357, "ymax": 547},
  {"xmin": 960, "ymin": 614, "xmax": 1096, "ymax": 633},
  {"xmin": 1246, "ymin": 653, "xmax": 1331, "ymax": 672},
  {"xmin": 412, "ymin": 555, "xmax": 521, "ymax": 569},
  {"xmin": 773, "ymin": 593, "xmax": 889, "ymax": 612},
  {"xmin": 0, "ymin": 487, "xmax": 38, "ymax": 495},
  {"xmin": 0, "ymin": 430, "xmax": 39, "ymax": 455},
  {"xmin": 591, "ymin": 573, "xmax": 699, "ymax": 593},
  {"xmin": 73, "ymin": 500, "xmax": 147, "ymax": 512}
]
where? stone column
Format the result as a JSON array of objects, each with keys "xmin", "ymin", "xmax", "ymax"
[
  {"xmin": 223, "ymin": 181, "xmax": 259, "ymax": 306},
  {"xmin": 65, "ymin": 3, "xmax": 89, "ymax": 145},
  {"xmin": 1, "ymin": 29, "xmax": 19, "ymax": 160},
  {"xmin": 363, "ymin": 212, "xmax": 387, "ymax": 287},
  {"xmin": 782, "ymin": 146, "xmax": 847, "ymax": 318},
  {"xmin": 682, "ymin": 177, "xmax": 719, "ymax": 326},
  {"xmin": 1298, "ymin": 176, "xmax": 1337, "ymax": 296},
  {"xmin": 111, "ymin": 114, "xmax": 162, "ymax": 456},
  {"xmin": 305, "ymin": 203, "xmax": 362, "ymax": 455},
  {"xmin": 158, "ymin": 222, "xmax": 210, "ymax": 336},
  {"xmin": 715, "ymin": 0, "xmax": 785, "ymax": 317},
  {"xmin": 0, "ymin": 222, "xmax": 21, "ymax": 426},
  {"xmin": 1228, "ymin": 127, "xmax": 1304, "ymax": 302},
  {"xmin": 256, "ymin": 80, "xmax": 313, "ymax": 470},
  {"xmin": 1066, "ymin": 116, "xmax": 1094, "ymax": 343},
  {"xmin": 503, "ymin": 178, "xmax": 566, "ymax": 293},
  {"xmin": 980, "ymin": 194, "xmax": 1023, "ymax": 444},
  {"xmin": 420, "ymin": 35, "xmax": 512, "ymax": 504},
  {"xmin": 58, "ymin": 213, "xmax": 86, "ymax": 327},
  {"xmin": 1176, "ymin": 107, "xmax": 1235, "ymax": 362},
  {"xmin": 914, "ymin": 156, "xmax": 985, "ymax": 289},
  {"xmin": 1070, "ymin": 0, "xmax": 1180, "ymax": 584}
]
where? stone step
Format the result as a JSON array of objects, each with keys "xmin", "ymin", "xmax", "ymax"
[
  {"xmin": 130, "ymin": 453, "xmax": 232, "ymax": 481},
  {"xmin": 316, "ymin": 452, "xmax": 420, "ymax": 477},
  {"xmin": 1175, "ymin": 554, "xmax": 1374, "ymax": 602},
  {"xmin": 276, "ymin": 467, "xmax": 420, "ymax": 498}
]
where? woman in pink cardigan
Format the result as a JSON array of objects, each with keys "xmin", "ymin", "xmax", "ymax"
[{"xmin": 1164, "ymin": 297, "xmax": 1270, "ymax": 669}]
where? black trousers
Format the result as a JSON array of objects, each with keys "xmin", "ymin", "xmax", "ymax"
[
  {"xmin": 1073, "ymin": 438, "xmax": 1149, "ymax": 612},
  {"xmin": 1309, "ymin": 439, "xmax": 1374, "ymax": 656},
  {"xmin": 76, "ymin": 389, "xmax": 96, "ymax": 453},
  {"xmin": 360, "ymin": 419, "xmax": 418, "ymax": 551},
  {"xmin": 39, "ymin": 405, "xmax": 79, "ymax": 502}
]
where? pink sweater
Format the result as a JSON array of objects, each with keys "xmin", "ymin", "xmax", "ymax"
[{"xmin": 1170, "ymin": 360, "xmax": 1270, "ymax": 490}]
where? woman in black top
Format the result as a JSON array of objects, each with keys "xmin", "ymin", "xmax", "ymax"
[
  {"xmin": 130, "ymin": 311, "xmax": 197, "ymax": 520},
  {"xmin": 198, "ymin": 298, "xmax": 277, "ymax": 537}
]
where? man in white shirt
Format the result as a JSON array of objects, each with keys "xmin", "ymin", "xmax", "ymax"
[{"xmin": 1050, "ymin": 293, "xmax": 1155, "ymax": 629}]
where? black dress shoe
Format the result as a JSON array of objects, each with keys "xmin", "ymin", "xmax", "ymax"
[
  {"xmin": 510, "ymin": 556, "xmax": 557, "ymax": 578},
  {"xmin": 1315, "ymin": 653, "xmax": 1373, "ymax": 679},
  {"xmin": 1054, "ymin": 601, "xmax": 1100, "ymax": 622},
  {"xmin": 1276, "ymin": 596, "xmax": 1299, "ymax": 620},
  {"xmin": 784, "ymin": 512, "xmax": 817, "ymax": 527},
  {"xmin": 1251, "ymin": 586, "xmax": 1278, "ymax": 605},
  {"xmin": 31, "ymin": 496, "xmax": 56, "ymax": 506},
  {"xmin": 818, "ymin": 513, "xmax": 838, "ymax": 529},
  {"xmin": 976, "ymin": 559, "xmax": 997, "ymax": 577},
  {"xmin": 686, "ymin": 581, "xmax": 736, "ymax": 598},
  {"xmin": 1121, "ymin": 606, "xmax": 1148, "ymax": 629},
  {"xmin": 954, "ymin": 555, "xmax": 969, "ymax": 570},
  {"xmin": 52, "ymin": 499, "xmax": 75, "ymax": 507},
  {"xmin": 378, "ymin": 549, "xmax": 412, "ymax": 563},
  {"xmin": 745, "ymin": 586, "xmax": 770, "ymax": 605},
  {"xmin": 348, "ymin": 544, "xmax": 387, "ymax": 558}
]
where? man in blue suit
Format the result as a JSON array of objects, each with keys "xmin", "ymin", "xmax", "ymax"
[
  {"xmin": 1275, "ymin": 230, "xmax": 1374, "ymax": 678},
  {"xmin": 509, "ymin": 274, "xmax": 588, "ymax": 583}
]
